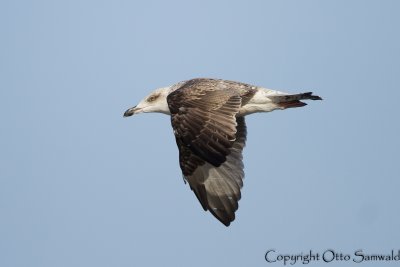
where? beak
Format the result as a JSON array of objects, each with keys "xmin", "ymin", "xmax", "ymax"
[{"xmin": 123, "ymin": 106, "xmax": 141, "ymax": 117}]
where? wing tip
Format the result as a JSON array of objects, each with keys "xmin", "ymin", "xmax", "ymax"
[{"xmin": 209, "ymin": 208, "xmax": 234, "ymax": 227}]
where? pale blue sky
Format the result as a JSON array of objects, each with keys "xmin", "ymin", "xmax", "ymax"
[{"xmin": 1, "ymin": 1, "xmax": 399, "ymax": 266}]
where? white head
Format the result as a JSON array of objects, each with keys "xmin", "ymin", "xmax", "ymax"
[{"xmin": 123, "ymin": 87, "xmax": 171, "ymax": 117}]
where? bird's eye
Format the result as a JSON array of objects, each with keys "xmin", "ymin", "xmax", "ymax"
[{"xmin": 147, "ymin": 94, "xmax": 159, "ymax": 102}]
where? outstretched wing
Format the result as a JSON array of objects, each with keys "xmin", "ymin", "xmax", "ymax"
[
  {"xmin": 173, "ymin": 117, "xmax": 247, "ymax": 226},
  {"xmin": 167, "ymin": 79, "xmax": 248, "ymax": 226}
]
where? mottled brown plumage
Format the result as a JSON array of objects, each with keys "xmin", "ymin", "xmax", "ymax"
[
  {"xmin": 124, "ymin": 78, "xmax": 321, "ymax": 226},
  {"xmin": 166, "ymin": 79, "xmax": 255, "ymax": 226}
]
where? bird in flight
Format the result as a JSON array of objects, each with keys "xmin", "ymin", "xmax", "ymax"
[{"xmin": 124, "ymin": 78, "xmax": 321, "ymax": 226}]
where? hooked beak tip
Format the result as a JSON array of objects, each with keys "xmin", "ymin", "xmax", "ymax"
[{"xmin": 123, "ymin": 106, "xmax": 137, "ymax": 117}]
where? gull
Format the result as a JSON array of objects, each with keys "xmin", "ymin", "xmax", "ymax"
[{"xmin": 124, "ymin": 78, "xmax": 321, "ymax": 226}]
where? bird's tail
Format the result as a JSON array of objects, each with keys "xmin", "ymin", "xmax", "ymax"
[{"xmin": 269, "ymin": 92, "xmax": 322, "ymax": 109}]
